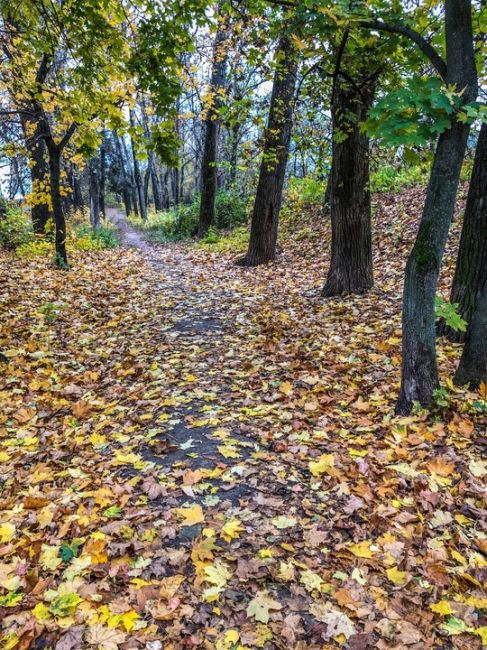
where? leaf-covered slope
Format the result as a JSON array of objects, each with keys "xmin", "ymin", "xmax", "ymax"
[{"xmin": 0, "ymin": 186, "xmax": 485, "ymax": 649}]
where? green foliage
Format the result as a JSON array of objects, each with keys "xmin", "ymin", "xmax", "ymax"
[
  {"xmin": 201, "ymin": 226, "xmax": 220, "ymax": 244},
  {"xmin": 74, "ymin": 224, "xmax": 120, "ymax": 250},
  {"xmin": 0, "ymin": 206, "xmax": 34, "ymax": 250},
  {"xmin": 281, "ymin": 177, "xmax": 325, "ymax": 225},
  {"xmin": 370, "ymin": 164, "xmax": 428, "ymax": 193},
  {"xmin": 197, "ymin": 226, "xmax": 249, "ymax": 253},
  {"xmin": 366, "ymin": 78, "xmax": 461, "ymax": 147},
  {"xmin": 214, "ymin": 189, "xmax": 248, "ymax": 229},
  {"xmin": 136, "ymin": 189, "xmax": 248, "ymax": 242},
  {"xmin": 435, "ymin": 296, "xmax": 467, "ymax": 333}
]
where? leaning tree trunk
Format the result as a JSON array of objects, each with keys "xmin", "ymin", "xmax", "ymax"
[
  {"xmin": 197, "ymin": 22, "xmax": 228, "ymax": 237},
  {"xmin": 454, "ymin": 279, "xmax": 487, "ymax": 388},
  {"xmin": 396, "ymin": 0, "xmax": 478, "ymax": 414},
  {"xmin": 237, "ymin": 35, "xmax": 298, "ymax": 266},
  {"xmin": 438, "ymin": 122, "xmax": 487, "ymax": 342},
  {"xmin": 322, "ymin": 72, "xmax": 376, "ymax": 297},
  {"xmin": 21, "ymin": 116, "xmax": 50, "ymax": 234}
]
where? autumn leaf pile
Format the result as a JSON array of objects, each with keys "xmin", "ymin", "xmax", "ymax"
[{"xmin": 0, "ymin": 186, "xmax": 486, "ymax": 650}]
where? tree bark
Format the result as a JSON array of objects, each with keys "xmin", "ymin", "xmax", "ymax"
[
  {"xmin": 438, "ymin": 123, "xmax": 487, "ymax": 342},
  {"xmin": 322, "ymin": 71, "xmax": 376, "ymax": 297},
  {"xmin": 237, "ymin": 35, "xmax": 298, "ymax": 266},
  {"xmin": 198, "ymin": 22, "xmax": 228, "ymax": 237},
  {"xmin": 100, "ymin": 136, "xmax": 106, "ymax": 219},
  {"xmin": 21, "ymin": 116, "xmax": 50, "ymax": 234},
  {"xmin": 46, "ymin": 145, "xmax": 68, "ymax": 267},
  {"xmin": 396, "ymin": 0, "xmax": 478, "ymax": 414},
  {"xmin": 129, "ymin": 110, "xmax": 146, "ymax": 221},
  {"xmin": 454, "ymin": 279, "xmax": 487, "ymax": 388},
  {"xmin": 89, "ymin": 158, "xmax": 101, "ymax": 229}
]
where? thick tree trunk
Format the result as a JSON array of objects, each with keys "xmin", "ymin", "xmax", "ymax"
[
  {"xmin": 322, "ymin": 72, "xmax": 376, "ymax": 297},
  {"xmin": 237, "ymin": 35, "xmax": 298, "ymax": 266},
  {"xmin": 21, "ymin": 117, "xmax": 50, "ymax": 234},
  {"xmin": 89, "ymin": 158, "xmax": 101, "ymax": 229},
  {"xmin": 47, "ymin": 147, "xmax": 68, "ymax": 267},
  {"xmin": 396, "ymin": 0, "xmax": 478, "ymax": 414},
  {"xmin": 438, "ymin": 123, "xmax": 487, "ymax": 341},
  {"xmin": 454, "ymin": 279, "xmax": 487, "ymax": 388}
]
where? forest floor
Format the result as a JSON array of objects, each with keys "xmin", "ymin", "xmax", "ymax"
[{"xmin": 0, "ymin": 187, "xmax": 486, "ymax": 650}]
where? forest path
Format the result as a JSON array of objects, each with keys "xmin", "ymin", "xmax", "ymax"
[
  {"xmin": 106, "ymin": 207, "xmax": 254, "ymax": 514},
  {"xmin": 1, "ymin": 194, "xmax": 483, "ymax": 648}
]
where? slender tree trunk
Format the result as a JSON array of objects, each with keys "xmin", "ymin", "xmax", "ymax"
[
  {"xmin": 131, "ymin": 138, "xmax": 146, "ymax": 220},
  {"xmin": 121, "ymin": 136, "xmax": 139, "ymax": 217},
  {"xmin": 47, "ymin": 146, "xmax": 68, "ymax": 267},
  {"xmin": 129, "ymin": 110, "xmax": 146, "ymax": 220},
  {"xmin": 172, "ymin": 167, "xmax": 180, "ymax": 207},
  {"xmin": 438, "ymin": 123, "xmax": 487, "ymax": 341},
  {"xmin": 237, "ymin": 35, "xmax": 298, "ymax": 266},
  {"xmin": 396, "ymin": 0, "xmax": 478, "ymax": 414},
  {"xmin": 89, "ymin": 158, "xmax": 101, "ymax": 229},
  {"xmin": 322, "ymin": 72, "xmax": 376, "ymax": 296},
  {"xmin": 114, "ymin": 132, "xmax": 132, "ymax": 216},
  {"xmin": 21, "ymin": 116, "xmax": 50, "ymax": 234},
  {"xmin": 229, "ymin": 124, "xmax": 240, "ymax": 186},
  {"xmin": 100, "ymin": 137, "xmax": 106, "ymax": 219}
]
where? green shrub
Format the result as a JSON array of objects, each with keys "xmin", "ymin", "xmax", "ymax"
[
  {"xmin": 370, "ymin": 164, "xmax": 427, "ymax": 193},
  {"xmin": 136, "ymin": 189, "xmax": 248, "ymax": 242},
  {"xmin": 214, "ymin": 189, "xmax": 247, "ymax": 229},
  {"xmin": 0, "ymin": 206, "xmax": 34, "ymax": 250},
  {"xmin": 286, "ymin": 177, "xmax": 325, "ymax": 208},
  {"xmin": 73, "ymin": 223, "xmax": 119, "ymax": 250},
  {"xmin": 16, "ymin": 238, "xmax": 52, "ymax": 259}
]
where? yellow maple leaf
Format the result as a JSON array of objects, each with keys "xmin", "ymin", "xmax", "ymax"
[
  {"xmin": 0, "ymin": 523, "xmax": 15, "ymax": 543},
  {"xmin": 386, "ymin": 566, "xmax": 407, "ymax": 585},
  {"xmin": 39, "ymin": 544, "xmax": 62, "ymax": 570},
  {"xmin": 348, "ymin": 541, "xmax": 374, "ymax": 558},
  {"xmin": 176, "ymin": 504, "xmax": 205, "ymax": 526},
  {"xmin": 430, "ymin": 600, "xmax": 453, "ymax": 616},
  {"xmin": 309, "ymin": 454, "xmax": 335, "ymax": 477},
  {"xmin": 221, "ymin": 519, "xmax": 244, "ymax": 543},
  {"xmin": 217, "ymin": 445, "xmax": 241, "ymax": 459}
]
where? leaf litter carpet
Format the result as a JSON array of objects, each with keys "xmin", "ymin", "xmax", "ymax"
[{"xmin": 0, "ymin": 192, "xmax": 486, "ymax": 649}]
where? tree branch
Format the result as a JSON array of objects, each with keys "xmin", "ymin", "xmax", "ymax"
[{"xmin": 362, "ymin": 19, "xmax": 447, "ymax": 81}]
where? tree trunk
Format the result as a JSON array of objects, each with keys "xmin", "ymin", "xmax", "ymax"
[
  {"xmin": 129, "ymin": 110, "xmax": 146, "ymax": 221},
  {"xmin": 47, "ymin": 146, "xmax": 68, "ymax": 267},
  {"xmin": 21, "ymin": 116, "xmax": 50, "ymax": 234},
  {"xmin": 454, "ymin": 279, "xmax": 487, "ymax": 388},
  {"xmin": 438, "ymin": 123, "xmax": 487, "ymax": 342},
  {"xmin": 322, "ymin": 71, "xmax": 376, "ymax": 297},
  {"xmin": 100, "ymin": 137, "xmax": 106, "ymax": 219},
  {"xmin": 396, "ymin": 0, "xmax": 478, "ymax": 414},
  {"xmin": 237, "ymin": 35, "xmax": 298, "ymax": 266},
  {"xmin": 151, "ymin": 168, "xmax": 163, "ymax": 211},
  {"xmin": 89, "ymin": 158, "xmax": 101, "ymax": 229},
  {"xmin": 114, "ymin": 132, "xmax": 132, "ymax": 216}
]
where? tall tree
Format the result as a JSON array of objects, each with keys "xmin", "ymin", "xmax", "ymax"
[
  {"xmin": 438, "ymin": 122, "xmax": 487, "ymax": 341},
  {"xmin": 393, "ymin": 0, "xmax": 478, "ymax": 413},
  {"xmin": 198, "ymin": 14, "xmax": 229, "ymax": 237},
  {"xmin": 322, "ymin": 35, "xmax": 378, "ymax": 296},
  {"xmin": 237, "ymin": 33, "xmax": 298, "ymax": 266}
]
